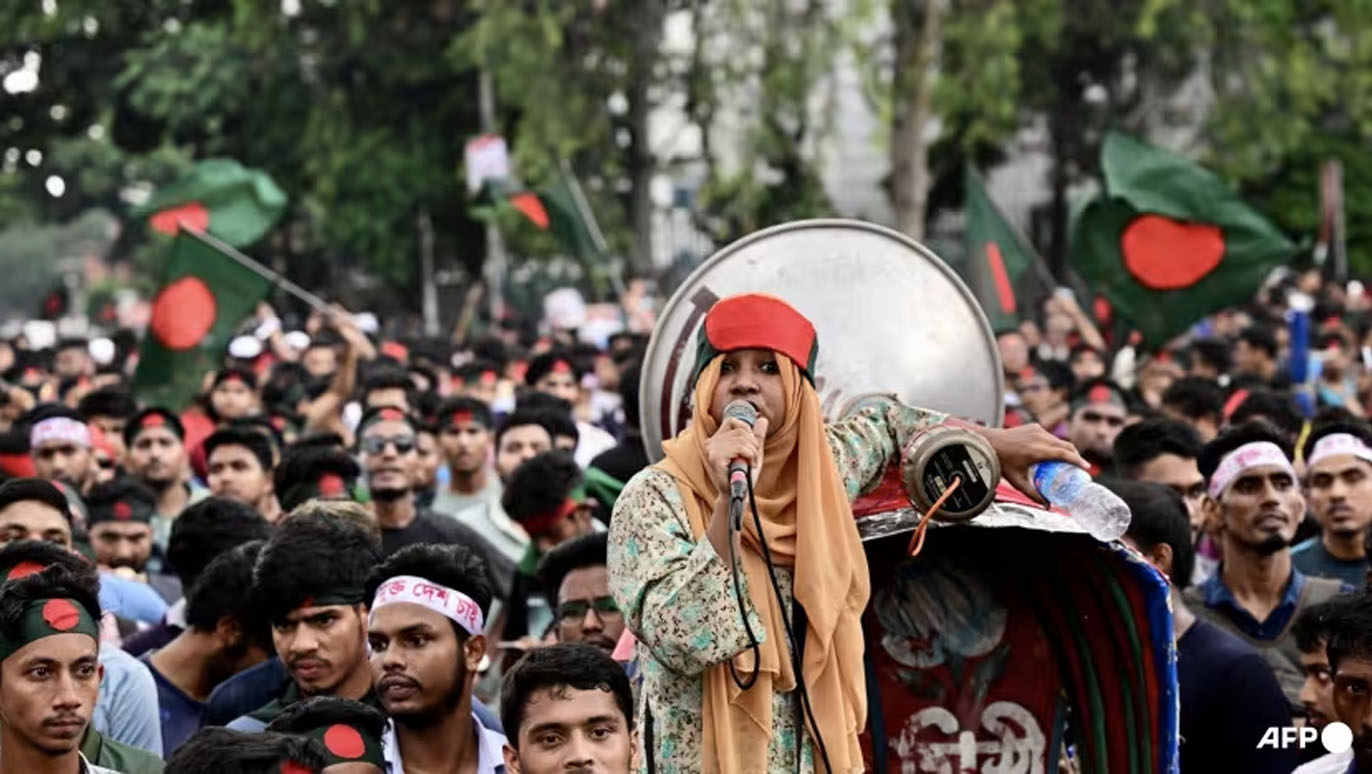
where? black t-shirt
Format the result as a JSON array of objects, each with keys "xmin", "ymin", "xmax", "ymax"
[
  {"xmin": 1178, "ymin": 618, "xmax": 1299, "ymax": 774},
  {"xmin": 380, "ymin": 509, "xmax": 514, "ymax": 597}
]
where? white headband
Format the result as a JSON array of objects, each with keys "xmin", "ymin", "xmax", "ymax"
[
  {"xmin": 29, "ymin": 417, "xmax": 91, "ymax": 450},
  {"xmin": 1208, "ymin": 441, "xmax": 1296, "ymax": 499},
  {"xmin": 1308, "ymin": 433, "xmax": 1372, "ymax": 469},
  {"xmin": 369, "ymin": 575, "xmax": 484, "ymax": 636}
]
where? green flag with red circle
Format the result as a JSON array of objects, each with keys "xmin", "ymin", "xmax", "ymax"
[
  {"xmin": 130, "ymin": 230, "xmax": 273, "ymax": 409},
  {"xmin": 964, "ymin": 165, "xmax": 1053, "ymax": 331},
  {"xmin": 134, "ymin": 159, "xmax": 287, "ymax": 248},
  {"xmin": 1071, "ymin": 132, "xmax": 1295, "ymax": 346}
]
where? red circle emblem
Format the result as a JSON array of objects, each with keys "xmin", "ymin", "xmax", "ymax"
[
  {"xmin": 113, "ymin": 502, "xmax": 134, "ymax": 520},
  {"xmin": 323, "ymin": 723, "xmax": 366, "ymax": 759},
  {"xmin": 148, "ymin": 201, "xmax": 209, "ymax": 236},
  {"xmin": 149, "ymin": 277, "xmax": 217, "ymax": 351},
  {"xmin": 6, "ymin": 561, "xmax": 46, "ymax": 581},
  {"xmin": 41, "ymin": 599, "xmax": 81, "ymax": 631},
  {"xmin": 1120, "ymin": 214, "xmax": 1225, "ymax": 290}
]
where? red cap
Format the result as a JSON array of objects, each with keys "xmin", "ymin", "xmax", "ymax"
[{"xmin": 702, "ymin": 293, "xmax": 818, "ymax": 377}]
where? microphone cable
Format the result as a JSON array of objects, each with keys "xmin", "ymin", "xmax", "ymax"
[
  {"xmin": 724, "ymin": 466, "xmax": 834, "ymax": 774},
  {"xmin": 726, "ymin": 476, "xmax": 762, "ymax": 690}
]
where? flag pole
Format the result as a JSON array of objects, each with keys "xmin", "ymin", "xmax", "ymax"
[{"xmin": 183, "ymin": 227, "xmax": 332, "ymax": 312}]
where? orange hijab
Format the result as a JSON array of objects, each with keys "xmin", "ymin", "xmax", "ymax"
[{"xmin": 657, "ymin": 354, "xmax": 870, "ymax": 773}]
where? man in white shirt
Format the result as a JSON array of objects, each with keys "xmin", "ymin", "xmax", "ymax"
[{"xmin": 366, "ymin": 544, "xmax": 507, "ymax": 774}]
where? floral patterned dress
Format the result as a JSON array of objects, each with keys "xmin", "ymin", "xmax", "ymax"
[{"xmin": 608, "ymin": 401, "xmax": 947, "ymax": 773}]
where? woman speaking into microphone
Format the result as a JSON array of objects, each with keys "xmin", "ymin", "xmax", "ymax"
[{"xmin": 608, "ymin": 292, "xmax": 1084, "ymax": 773}]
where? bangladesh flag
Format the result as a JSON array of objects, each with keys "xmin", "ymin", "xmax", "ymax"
[
  {"xmin": 507, "ymin": 173, "xmax": 601, "ymax": 261},
  {"xmin": 130, "ymin": 230, "xmax": 273, "ymax": 408},
  {"xmin": 964, "ymin": 165, "xmax": 1052, "ymax": 331},
  {"xmin": 135, "ymin": 159, "xmax": 287, "ymax": 248},
  {"xmin": 1071, "ymin": 132, "xmax": 1295, "ymax": 345}
]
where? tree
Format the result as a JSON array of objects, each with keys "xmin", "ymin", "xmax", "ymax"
[
  {"xmin": 1140, "ymin": 0, "xmax": 1372, "ymax": 275},
  {"xmin": 888, "ymin": 0, "xmax": 944, "ymax": 240}
]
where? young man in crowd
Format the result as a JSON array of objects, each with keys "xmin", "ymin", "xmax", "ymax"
[
  {"xmin": 524, "ymin": 352, "xmax": 615, "ymax": 467},
  {"xmin": 208, "ymin": 368, "xmax": 262, "ymax": 424},
  {"xmin": 166, "ymin": 728, "xmax": 327, "ymax": 774},
  {"xmin": 515, "ymin": 395, "xmax": 581, "ymax": 456},
  {"xmin": 1067, "ymin": 344, "xmax": 1107, "ymax": 384},
  {"xmin": 494, "ymin": 409, "xmax": 556, "ymax": 484},
  {"xmin": 356, "ymin": 407, "xmax": 510, "ymax": 584},
  {"xmin": 1293, "ymin": 598, "xmax": 1350, "ymax": 739},
  {"xmin": 498, "ymin": 451, "xmax": 598, "ymax": 649},
  {"xmin": 1113, "ymin": 417, "xmax": 1215, "ymax": 585},
  {"xmin": 229, "ymin": 511, "xmax": 383, "ymax": 732},
  {"xmin": 1066, "ymin": 378, "xmax": 1128, "ymax": 476},
  {"xmin": 0, "ymin": 477, "xmax": 166, "ymax": 629},
  {"xmin": 1160, "ymin": 376, "xmax": 1226, "ymax": 443},
  {"xmin": 123, "ymin": 496, "xmax": 271, "ymax": 657},
  {"xmin": 500, "ymin": 643, "xmax": 636, "ymax": 774},
  {"xmin": 360, "ymin": 367, "xmax": 413, "ymax": 414},
  {"xmin": 1187, "ymin": 339, "xmax": 1232, "ymax": 382},
  {"xmin": 204, "ymin": 427, "xmax": 279, "ymax": 522},
  {"xmin": 123, "ymin": 407, "xmax": 200, "ymax": 552},
  {"xmin": 1109, "ymin": 479, "xmax": 1297, "ymax": 773},
  {"xmin": 1184, "ymin": 420, "xmax": 1348, "ymax": 711},
  {"xmin": 432, "ymin": 397, "xmax": 529, "ymax": 567},
  {"xmin": 1014, "ymin": 361, "xmax": 1072, "ymax": 438},
  {"xmin": 1294, "ymin": 420, "xmax": 1372, "ymax": 588},
  {"xmin": 83, "ymin": 478, "xmax": 178, "ymax": 603},
  {"xmin": 0, "ymin": 540, "xmax": 166, "ymax": 774},
  {"xmin": 536, "ymin": 533, "xmax": 623, "ymax": 654},
  {"xmin": 1294, "ymin": 593, "xmax": 1372, "ymax": 774},
  {"xmin": 412, "ymin": 420, "xmax": 441, "ymax": 511},
  {"xmin": 266, "ymin": 696, "xmax": 388, "ymax": 774},
  {"xmin": 365, "ymin": 543, "xmax": 508, "ymax": 773},
  {"xmin": 273, "ymin": 445, "xmax": 363, "ymax": 513},
  {"xmin": 1235, "ymin": 325, "xmax": 1289, "ymax": 389},
  {"xmin": 77, "ymin": 387, "xmax": 137, "ymax": 464},
  {"xmin": 28, "ymin": 405, "xmax": 98, "ymax": 497},
  {"xmin": 54, "ymin": 337, "xmax": 95, "ymax": 380},
  {"xmin": 145, "ymin": 541, "xmax": 273, "ymax": 757},
  {"xmin": 0, "ymin": 565, "xmax": 118, "ymax": 774}
]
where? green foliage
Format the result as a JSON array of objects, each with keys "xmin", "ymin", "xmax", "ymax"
[{"xmin": 1137, "ymin": 0, "xmax": 1372, "ymax": 275}]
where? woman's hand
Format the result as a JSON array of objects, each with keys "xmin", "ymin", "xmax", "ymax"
[
  {"xmin": 967, "ymin": 423, "xmax": 1089, "ymax": 505},
  {"xmin": 704, "ymin": 415, "xmax": 770, "ymax": 493}
]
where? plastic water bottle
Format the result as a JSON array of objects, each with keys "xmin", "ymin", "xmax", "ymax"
[{"xmin": 1030, "ymin": 461, "xmax": 1131, "ymax": 541}]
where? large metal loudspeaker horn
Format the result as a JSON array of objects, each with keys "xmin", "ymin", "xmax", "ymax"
[{"xmin": 639, "ymin": 219, "xmax": 1005, "ymax": 529}]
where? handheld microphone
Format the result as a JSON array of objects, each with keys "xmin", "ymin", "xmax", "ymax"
[
  {"xmin": 723, "ymin": 400, "xmax": 757, "ymax": 529},
  {"xmin": 723, "ymin": 399, "xmax": 758, "ymax": 495}
]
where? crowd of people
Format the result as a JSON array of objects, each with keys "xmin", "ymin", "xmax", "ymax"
[
  {"xmin": 10, "ymin": 260, "xmax": 1372, "ymax": 772},
  {"xmin": 0, "ymin": 293, "xmax": 650, "ymax": 773},
  {"xmin": 999, "ymin": 269, "xmax": 1372, "ymax": 772}
]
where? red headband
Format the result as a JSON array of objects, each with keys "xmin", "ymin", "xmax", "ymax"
[
  {"xmin": 5, "ymin": 561, "xmax": 45, "ymax": 581},
  {"xmin": 521, "ymin": 498, "xmax": 580, "ymax": 536}
]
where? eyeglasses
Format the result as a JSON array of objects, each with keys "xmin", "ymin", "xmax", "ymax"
[
  {"xmin": 361, "ymin": 435, "xmax": 416, "ymax": 455},
  {"xmin": 557, "ymin": 596, "xmax": 620, "ymax": 623}
]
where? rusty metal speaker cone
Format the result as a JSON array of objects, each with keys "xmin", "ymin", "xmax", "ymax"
[{"xmin": 639, "ymin": 219, "xmax": 1004, "ymax": 463}]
